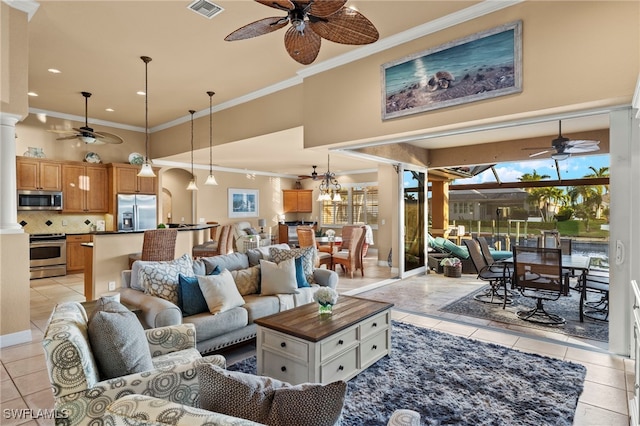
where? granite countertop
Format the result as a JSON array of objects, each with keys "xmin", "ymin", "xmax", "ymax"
[{"xmin": 91, "ymin": 223, "xmax": 216, "ymax": 235}]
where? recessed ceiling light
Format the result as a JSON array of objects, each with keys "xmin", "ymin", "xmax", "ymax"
[
  {"xmin": 105, "ymin": 108, "xmax": 114, "ymax": 112},
  {"xmin": 47, "ymin": 68, "xmax": 61, "ymax": 74},
  {"xmin": 27, "ymin": 92, "xmax": 38, "ymax": 97},
  {"xmin": 136, "ymin": 91, "xmax": 145, "ymax": 96}
]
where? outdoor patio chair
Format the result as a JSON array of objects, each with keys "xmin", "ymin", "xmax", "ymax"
[
  {"xmin": 463, "ymin": 239, "xmax": 512, "ymax": 307},
  {"xmin": 512, "ymin": 246, "xmax": 565, "ymax": 325}
]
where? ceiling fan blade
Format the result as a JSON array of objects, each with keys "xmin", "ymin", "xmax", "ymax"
[
  {"xmin": 284, "ymin": 26, "xmax": 321, "ymax": 65},
  {"xmin": 255, "ymin": 0, "xmax": 294, "ymax": 11},
  {"xmin": 225, "ymin": 17, "xmax": 288, "ymax": 41},
  {"xmin": 56, "ymin": 134, "xmax": 81, "ymax": 141},
  {"xmin": 308, "ymin": 0, "xmax": 346, "ymax": 18},
  {"xmin": 522, "ymin": 146, "xmax": 549, "ymax": 151},
  {"xmin": 529, "ymin": 149, "xmax": 551, "ymax": 158},
  {"xmin": 309, "ymin": 7, "xmax": 378, "ymax": 45},
  {"xmin": 94, "ymin": 131, "xmax": 124, "ymax": 144}
]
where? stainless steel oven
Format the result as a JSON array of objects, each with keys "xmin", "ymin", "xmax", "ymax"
[{"xmin": 29, "ymin": 233, "xmax": 67, "ymax": 279}]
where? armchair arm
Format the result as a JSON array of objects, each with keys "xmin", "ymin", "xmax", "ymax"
[
  {"xmin": 145, "ymin": 324, "xmax": 196, "ymax": 356},
  {"xmin": 106, "ymin": 394, "xmax": 264, "ymax": 426},
  {"xmin": 313, "ymin": 268, "xmax": 338, "ymax": 289},
  {"xmin": 55, "ymin": 356, "xmax": 226, "ymax": 426}
]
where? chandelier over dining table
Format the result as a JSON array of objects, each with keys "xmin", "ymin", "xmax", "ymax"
[{"xmin": 317, "ymin": 155, "xmax": 341, "ymax": 202}]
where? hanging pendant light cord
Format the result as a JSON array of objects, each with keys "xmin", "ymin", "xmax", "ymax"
[
  {"xmin": 141, "ymin": 56, "xmax": 152, "ymax": 163},
  {"xmin": 208, "ymin": 91, "xmax": 215, "ymax": 176},
  {"xmin": 190, "ymin": 110, "xmax": 196, "ymax": 178}
]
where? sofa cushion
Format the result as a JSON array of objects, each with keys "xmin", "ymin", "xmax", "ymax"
[
  {"xmin": 177, "ymin": 265, "xmax": 221, "ymax": 317},
  {"xmin": 231, "ymin": 265, "xmax": 261, "ymax": 296},
  {"xmin": 87, "ymin": 298, "xmax": 153, "ymax": 380},
  {"xmin": 247, "ymin": 243, "xmax": 291, "ymax": 266},
  {"xmin": 260, "ymin": 258, "xmax": 298, "ymax": 295},
  {"xmin": 139, "ymin": 254, "xmax": 194, "ymax": 305},
  {"xmin": 270, "ymin": 246, "xmax": 315, "ymax": 284},
  {"xmin": 198, "ymin": 269, "xmax": 246, "ymax": 315},
  {"xmin": 183, "ymin": 307, "xmax": 248, "ymax": 342},
  {"xmin": 295, "ymin": 256, "xmax": 310, "ymax": 288},
  {"xmin": 202, "ymin": 252, "xmax": 249, "ymax": 274},
  {"xmin": 197, "ymin": 364, "xmax": 346, "ymax": 426},
  {"xmin": 242, "ymin": 294, "xmax": 281, "ymax": 323}
]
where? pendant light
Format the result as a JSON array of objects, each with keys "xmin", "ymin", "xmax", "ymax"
[
  {"xmin": 186, "ymin": 110, "xmax": 198, "ymax": 191},
  {"xmin": 204, "ymin": 90, "xmax": 218, "ymax": 186},
  {"xmin": 316, "ymin": 154, "xmax": 341, "ymax": 202},
  {"xmin": 137, "ymin": 56, "xmax": 156, "ymax": 178}
]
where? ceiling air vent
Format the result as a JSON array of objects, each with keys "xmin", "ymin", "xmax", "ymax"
[{"xmin": 187, "ymin": 0, "xmax": 224, "ymax": 19}]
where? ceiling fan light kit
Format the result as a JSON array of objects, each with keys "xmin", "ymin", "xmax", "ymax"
[
  {"xmin": 225, "ymin": 0, "xmax": 379, "ymax": 65},
  {"xmin": 205, "ymin": 90, "xmax": 218, "ymax": 186},
  {"xmin": 137, "ymin": 56, "xmax": 156, "ymax": 178}
]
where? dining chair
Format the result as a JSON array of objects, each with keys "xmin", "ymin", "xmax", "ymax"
[
  {"xmin": 332, "ymin": 226, "xmax": 366, "ymax": 278},
  {"xmin": 512, "ymin": 246, "xmax": 565, "ymax": 325},
  {"xmin": 191, "ymin": 224, "xmax": 234, "ymax": 258},
  {"xmin": 296, "ymin": 225, "xmax": 332, "ymax": 268},
  {"xmin": 580, "ymin": 261, "xmax": 609, "ymax": 322},
  {"xmin": 463, "ymin": 239, "xmax": 512, "ymax": 307},
  {"xmin": 129, "ymin": 228, "xmax": 178, "ymax": 268}
]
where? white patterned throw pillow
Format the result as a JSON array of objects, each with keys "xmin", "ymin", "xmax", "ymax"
[
  {"xmin": 141, "ymin": 254, "xmax": 194, "ymax": 304},
  {"xmin": 269, "ymin": 246, "xmax": 315, "ymax": 284}
]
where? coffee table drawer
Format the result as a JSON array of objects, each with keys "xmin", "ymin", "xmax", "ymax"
[
  {"xmin": 360, "ymin": 311, "xmax": 389, "ymax": 339},
  {"xmin": 262, "ymin": 351, "xmax": 309, "ymax": 383},
  {"xmin": 320, "ymin": 326, "xmax": 357, "ymax": 362},
  {"xmin": 262, "ymin": 331, "xmax": 309, "ymax": 362},
  {"xmin": 321, "ymin": 346, "xmax": 358, "ymax": 383},
  {"xmin": 360, "ymin": 328, "xmax": 390, "ymax": 368}
]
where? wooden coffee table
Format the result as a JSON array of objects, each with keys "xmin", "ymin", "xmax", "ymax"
[{"xmin": 254, "ymin": 295, "xmax": 393, "ymax": 385}]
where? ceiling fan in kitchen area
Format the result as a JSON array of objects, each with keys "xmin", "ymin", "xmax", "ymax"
[
  {"xmin": 522, "ymin": 120, "xmax": 599, "ymax": 161},
  {"xmin": 49, "ymin": 92, "xmax": 124, "ymax": 145}
]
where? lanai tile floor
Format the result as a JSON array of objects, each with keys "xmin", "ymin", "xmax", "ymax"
[{"xmin": 0, "ymin": 251, "xmax": 631, "ymax": 425}]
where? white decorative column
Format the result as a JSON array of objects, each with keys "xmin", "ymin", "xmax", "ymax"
[{"xmin": 0, "ymin": 112, "xmax": 23, "ymax": 234}]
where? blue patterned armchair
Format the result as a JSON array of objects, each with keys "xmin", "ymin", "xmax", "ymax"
[{"xmin": 42, "ymin": 302, "xmax": 226, "ymax": 426}]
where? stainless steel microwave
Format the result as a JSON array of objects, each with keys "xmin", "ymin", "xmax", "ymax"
[{"xmin": 17, "ymin": 190, "xmax": 63, "ymax": 211}]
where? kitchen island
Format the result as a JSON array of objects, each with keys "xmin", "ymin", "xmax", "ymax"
[{"xmin": 83, "ymin": 224, "xmax": 214, "ymax": 301}]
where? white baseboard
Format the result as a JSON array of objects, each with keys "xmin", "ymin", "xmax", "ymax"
[{"xmin": 0, "ymin": 329, "xmax": 33, "ymax": 348}]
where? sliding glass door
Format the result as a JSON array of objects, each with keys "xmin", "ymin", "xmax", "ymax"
[{"xmin": 402, "ymin": 168, "xmax": 426, "ymax": 276}]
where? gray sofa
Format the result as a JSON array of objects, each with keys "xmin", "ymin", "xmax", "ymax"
[{"xmin": 121, "ymin": 244, "xmax": 339, "ymax": 355}]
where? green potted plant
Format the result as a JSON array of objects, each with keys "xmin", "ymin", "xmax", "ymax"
[{"xmin": 440, "ymin": 257, "xmax": 462, "ymax": 277}]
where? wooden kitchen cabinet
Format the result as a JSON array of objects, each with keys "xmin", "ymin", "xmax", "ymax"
[
  {"xmin": 62, "ymin": 163, "xmax": 108, "ymax": 213},
  {"xmin": 66, "ymin": 234, "xmax": 92, "ymax": 274},
  {"xmin": 16, "ymin": 157, "xmax": 62, "ymax": 191},
  {"xmin": 108, "ymin": 163, "xmax": 158, "ymax": 195},
  {"xmin": 283, "ymin": 189, "xmax": 313, "ymax": 213}
]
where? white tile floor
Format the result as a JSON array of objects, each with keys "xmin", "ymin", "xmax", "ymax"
[{"xmin": 0, "ymin": 256, "xmax": 632, "ymax": 425}]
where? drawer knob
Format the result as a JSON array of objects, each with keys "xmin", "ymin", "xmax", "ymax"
[
  {"xmin": 372, "ymin": 344, "xmax": 377, "ymax": 350},
  {"xmin": 338, "ymin": 339, "xmax": 344, "ymax": 345},
  {"xmin": 338, "ymin": 365, "xmax": 344, "ymax": 371},
  {"xmin": 372, "ymin": 322, "xmax": 377, "ymax": 327},
  {"xmin": 280, "ymin": 342, "xmax": 286, "ymax": 348},
  {"xmin": 281, "ymin": 366, "xmax": 287, "ymax": 372}
]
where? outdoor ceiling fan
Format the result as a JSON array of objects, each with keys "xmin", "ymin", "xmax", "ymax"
[
  {"xmin": 225, "ymin": 0, "xmax": 379, "ymax": 65},
  {"xmin": 49, "ymin": 92, "xmax": 124, "ymax": 144},
  {"xmin": 298, "ymin": 165, "xmax": 319, "ymax": 180},
  {"xmin": 523, "ymin": 120, "xmax": 599, "ymax": 161}
]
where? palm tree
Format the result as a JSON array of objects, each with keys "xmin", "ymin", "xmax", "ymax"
[
  {"xmin": 520, "ymin": 170, "xmax": 552, "ymax": 219},
  {"xmin": 584, "ymin": 166, "xmax": 609, "ymax": 218}
]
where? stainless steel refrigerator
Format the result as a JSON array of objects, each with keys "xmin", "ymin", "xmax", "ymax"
[{"xmin": 117, "ymin": 194, "xmax": 157, "ymax": 231}]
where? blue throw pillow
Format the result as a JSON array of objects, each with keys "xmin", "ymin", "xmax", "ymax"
[
  {"xmin": 178, "ymin": 266, "xmax": 221, "ymax": 317},
  {"xmin": 295, "ymin": 256, "xmax": 310, "ymax": 288}
]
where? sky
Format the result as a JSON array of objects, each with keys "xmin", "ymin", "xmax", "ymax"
[{"xmin": 452, "ymin": 154, "xmax": 609, "ymax": 185}]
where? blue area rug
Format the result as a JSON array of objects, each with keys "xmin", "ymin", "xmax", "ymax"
[
  {"xmin": 228, "ymin": 321, "xmax": 586, "ymax": 426},
  {"xmin": 439, "ymin": 284, "xmax": 608, "ymax": 342}
]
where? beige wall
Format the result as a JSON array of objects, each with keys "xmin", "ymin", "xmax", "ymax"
[
  {"xmin": 0, "ymin": 3, "xmax": 29, "ymax": 117},
  {"xmin": 302, "ymin": 2, "xmax": 638, "ymax": 149},
  {"xmin": 0, "ymin": 234, "xmax": 30, "ymax": 342}
]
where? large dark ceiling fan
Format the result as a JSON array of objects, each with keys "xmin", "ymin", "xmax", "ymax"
[
  {"xmin": 50, "ymin": 92, "xmax": 124, "ymax": 144},
  {"xmin": 225, "ymin": 0, "xmax": 379, "ymax": 65},
  {"xmin": 523, "ymin": 120, "xmax": 599, "ymax": 161},
  {"xmin": 298, "ymin": 165, "xmax": 319, "ymax": 180}
]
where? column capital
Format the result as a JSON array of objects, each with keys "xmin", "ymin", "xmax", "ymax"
[{"xmin": 0, "ymin": 112, "xmax": 21, "ymax": 127}]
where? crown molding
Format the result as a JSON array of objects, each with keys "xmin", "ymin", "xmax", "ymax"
[{"xmin": 3, "ymin": 0, "xmax": 39, "ymax": 21}]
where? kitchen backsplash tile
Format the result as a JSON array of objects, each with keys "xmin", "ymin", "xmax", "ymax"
[{"xmin": 18, "ymin": 211, "xmax": 107, "ymax": 235}]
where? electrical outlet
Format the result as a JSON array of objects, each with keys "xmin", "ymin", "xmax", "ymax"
[
  {"xmin": 62, "ymin": 220, "xmax": 68, "ymax": 226},
  {"xmin": 108, "ymin": 281, "xmax": 116, "ymax": 291},
  {"xmin": 199, "ymin": 217, "xmax": 205, "ymax": 223}
]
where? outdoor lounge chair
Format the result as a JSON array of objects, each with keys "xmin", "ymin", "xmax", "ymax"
[{"xmin": 428, "ymin": 234, "xmax": 511, "ymax": 274}]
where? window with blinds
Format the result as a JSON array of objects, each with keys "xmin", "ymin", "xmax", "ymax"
[{"xmin": 321, "ymin": 186, "xmax": 378, "ymax": 225}]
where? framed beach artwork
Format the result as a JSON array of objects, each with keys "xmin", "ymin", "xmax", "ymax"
[
  {"xmin": 381, "ymin": 21, "xmax": 522, "ymax": 120},
  {"xmin": 228, "ymin": 188, "xmax": 259, "ymax": 218}
]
